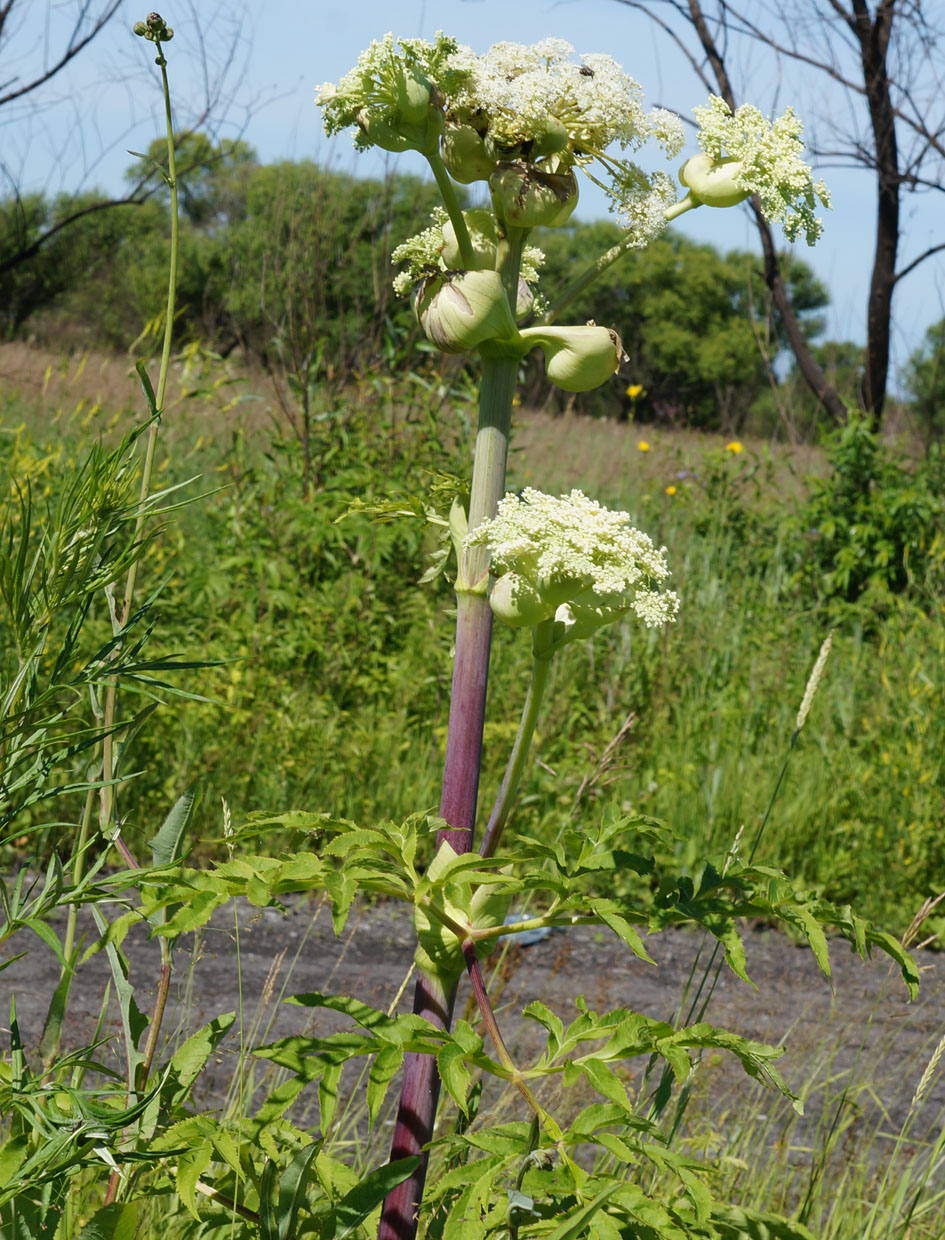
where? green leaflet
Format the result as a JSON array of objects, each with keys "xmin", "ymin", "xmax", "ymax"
[
  {"xmin": 75, "ymin": 1201, "xmax": 141, "ymax": 1240},
  {"xmin": 710, "ymin": 1202, "xmax": 818, "ymax": 1239},
  {"xmin": 330, "ymin": 1156, "xmax": 421, "ymax": 1240},
  {"xmin": 367, "ymin": 1043, "xmax": 403, "ymax": 1127},
  {"xmin": 147, "ymin": 784, "xmax": 199, "ymax": 867},
  {"xmin": 260, "ymin": 1143, "xmax": 318, "ymax": 1240},
  {"xmin": 437, "ymin": 1041, "xmax": 473, "ymax": 1112},
  {"xmin": 542, "ymin": 1182, "xmax": 621, "ymax": 1240}
]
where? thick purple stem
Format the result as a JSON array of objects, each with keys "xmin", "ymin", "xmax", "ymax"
[
  {"xmin": 437, "ymin": 593, "xmax": 494, "ymax": 853},
  {"xmin": 378, "ymin": 351, "xmax": 518, "ymax": 1240},
  {"xmin": 378, "ymin": 969, "xmax": 454, "ymax": 1240}
]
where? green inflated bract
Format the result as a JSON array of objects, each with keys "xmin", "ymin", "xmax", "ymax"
[
  {"xmin": 678, "ymin": 152, "xmax": 752, "ymax": 208},
  {"xmin": 415, "ymin": 270, "xmax": 519, "ymax": 354},
  {"xmin": 440, "ymin": 208, "xmax": 498, "ymax": 270},
  {"xmin": 518, "ymin": 324, "xmax": 622, "ymax": 392},
  {"xmin": 441, "ymin": 123, "xmax": 496, "ymax": 183},
  {"xmin": 489, "ymin": 161, "xmax": 579, "ymax": 229}
]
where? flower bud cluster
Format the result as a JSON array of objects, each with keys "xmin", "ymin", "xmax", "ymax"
[
  {"xmin": 466, "ymin": 488, "xmax": 679, "ymax": 645},
  {"xmin": 133, "ymin": 12, "xmax": 173, "ymax": 41},
  {"xmin": 685, "ymin": 95, "xmax": 831, "ymax": 244}
]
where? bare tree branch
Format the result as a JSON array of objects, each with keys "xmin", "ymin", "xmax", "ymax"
[{"xmin": 0, "ymin": 0, "xmax": 121, "ymax": 108}]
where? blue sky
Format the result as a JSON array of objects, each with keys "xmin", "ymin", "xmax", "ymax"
[{"xmin": 8, "ymin": 0, "xmax": 944, "ymax": 384}]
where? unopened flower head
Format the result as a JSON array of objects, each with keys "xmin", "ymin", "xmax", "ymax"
[
  {"xmin": 467, "ymin": 487, "xmax": 679, "ymax": 635},
  {"xmin": 688, "ymin": 95, "xmax": 830, "ymax": 244}
]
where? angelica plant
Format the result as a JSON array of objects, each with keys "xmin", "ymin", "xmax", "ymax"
[{"xmin": 315, "ymin": 31, "xmax": 848, "ymax": 1240}]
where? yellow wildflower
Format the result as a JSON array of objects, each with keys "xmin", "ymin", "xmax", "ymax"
[
  {"xmin": 637, "ymin": 440, "xmax": 650, "ymax": 452},
  {"xmin": 725, "ymin": 440, "xmax": 743, "ymax": 454},
  {"xmin": 665, "ymin": 485, "xmax": 677, "ymax": 496},
  {"xmin": 626, "ymin": 384, "xmax": 644, "ymax": 399}
]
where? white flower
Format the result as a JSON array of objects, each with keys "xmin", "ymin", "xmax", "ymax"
[
  {"xmin": 612, "ymin": 168, "xmax": 678, "ymax": 247},
  {"xmin": 446, "ymin": 39, "xmax": 672, "ymax": 156},
  {"xmin": 466, "ymin": 488, "xmax": 679, "ymax": 638},
  {"xmin": 689, "ymin": 95, "xmax": 831, "ymax": 243}
]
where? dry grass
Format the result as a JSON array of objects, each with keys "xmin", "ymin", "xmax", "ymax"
[
  {"xmin": 507, "ymin": 407, "xmax": 827, "ymax": 507},
  {"xmin": 1, "ymin": 340, "xmax": 829, "ymax": 502},
  {"xmin": 0, "ymin": 339, "xmax": 266, "ymax": 449}
]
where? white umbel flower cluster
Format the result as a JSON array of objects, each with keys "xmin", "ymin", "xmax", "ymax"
[
  {"xmin": 691, "ymin": 95, "xmax": 831, "ymax": 243},
  {"xmin": 467, "ymin": 488, "xmax": 679, "ymax": 639},
  {"xmin": 445, "ymin": 39, "xmax": 683, "ymax": 157}
]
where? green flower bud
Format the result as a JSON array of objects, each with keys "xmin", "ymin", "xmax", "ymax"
[
  {"xmin": 415, "ymin": 270, "xmax": 519, "ymax": 354},
  {"xmin": 393, "ymin": 65, "xmax": 435, "ymax": 125},
  {"xmin": 441, "ymin": 208, "xmax": 498, "ymax": 270},
  {"xmin": 678, "ymin": 152, "xmax": 751, "ymax": 208},
  {"xmin": 490, "ymin": 161, "xmax": 579, "ymax": 229},
  {"xmin": 488, "ymin": 572, "xmax": 556, "ymax": 628},
  {"xmin": 518, "ymin": 324, "xmax": 622, "ymax": 392},
  {"xmin": 530, "ymin": 115, "xmax": 570, "ymax": 159},
  {"xmin": 355, "ymin": 109, "xmax": 415, "ymax": 153},
  {"xmin": 133, "ymin": 20, "xmax": 148, "ymax": 35},
  {"xmin": 441, "ymin": 123, "xmax": 496, "ymax": 183},
  {"xmin": 356, "ymin": 105, "xmax": 443, "ymax": 155}
]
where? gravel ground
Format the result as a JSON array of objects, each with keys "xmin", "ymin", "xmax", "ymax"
[{"xmin": 3, "ymin": 897, "xmax": 943, "ymax": 1148}]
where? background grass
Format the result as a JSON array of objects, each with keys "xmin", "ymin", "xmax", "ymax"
[{"xmin": 2, "ymin": 339, "xmax": 944, "ymax": 945}]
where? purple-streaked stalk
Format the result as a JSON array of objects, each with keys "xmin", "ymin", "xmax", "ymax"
[{"xmin": 378, "ymin": 331, "xmax": 521, "ymax": 1239}]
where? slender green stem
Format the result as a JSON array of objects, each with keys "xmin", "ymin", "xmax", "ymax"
[
  {"xmin": 540, "ymin": 193, "xmax": 700, "ymax": 326},
  {"xmin": 101, "ymin": 38, "xmax": 178, "ymax": 1210},
  {"xmin": 99, "ymin": 41, "xmax": 178, "ymax": 834},
  {"xmin": 480, "ymin": 647, "xmax": 553, "ymax": 859},
  {"xmin": 461, "ymin": 938, "xmax": 548, "ymax": 1120},
  {"xmin": 426, "ymin": 149, "xmax": 476, "ymax": 270},
  {"xmin": 62, "ymin": 785, "xmax": 96, "ymax": 964}
]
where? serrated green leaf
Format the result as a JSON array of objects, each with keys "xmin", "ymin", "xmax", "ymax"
[
  {"xmin": 442, "ymin": 1163, "xmax": 495, "ymax": 1240},
  {"xmin": 319, "ymin": 1060, "xmax": 343, "ymax": 1131},
  {"xmin": 591, "ymin": 902, "xmax": 654, "ymax": 964},
  {"xmin": 522, "ymin": 1001, "xmax": 564, "ymax": 1058},
  {"xmin": 710, "ymin": 1202, "xmax": 817, "ymax": 1239},
  {"xmin": 579, "ymin": 1057, "xmax": 634, "ymax": 1111},
  {"xmin": 0, "ymin": 1135, "xmax": 29, "ymax": 1183},
  {"xmin": 437, "ymin": 1041, "xmax": 472, "ymax": 1112},
  {"xmin": 176, "ymin": 1136, "xmax": 213, "ymax": 1221},
  {"xmin": 783, "ymin": 904, "xmax": 831, "ymax": 977},
  {"xmin": 260, "ymin": 1143, "xmax": 318, "ymax": 1240},
  {"xmin": 543, "ymin": 1181, "xmax": 620, "ymax": 1240}
]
